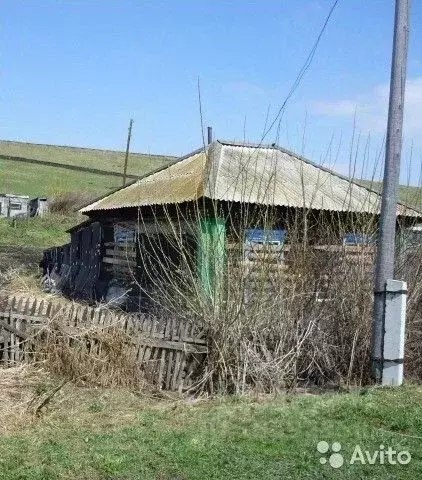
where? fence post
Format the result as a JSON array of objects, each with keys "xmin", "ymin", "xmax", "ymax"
[{"xmin": 382, "ymin": 279, "xmax": 407, "ymax": 386}]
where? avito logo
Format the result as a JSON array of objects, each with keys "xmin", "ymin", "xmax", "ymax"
[{"xmin": 317, "ymin": 441, "xmax": 411, "ymax": 468}]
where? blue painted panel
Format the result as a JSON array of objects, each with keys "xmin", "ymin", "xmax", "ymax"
[
  {"xmin": 245, "ymin": 228, "xmax": 287, "ymax": 244},
  {"xmin": 343, "ymin": 233, "xmax": 376, "ymax": 245}
]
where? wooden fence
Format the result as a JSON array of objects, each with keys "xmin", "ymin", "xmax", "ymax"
[{"xmin": 0, "ymin": 295, "xmax": 208, "ymax": 392}]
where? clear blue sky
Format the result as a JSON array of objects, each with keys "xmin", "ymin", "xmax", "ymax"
[{"xmin": 2, "ymin": 1, "xmax": 422, "ymax": 182}]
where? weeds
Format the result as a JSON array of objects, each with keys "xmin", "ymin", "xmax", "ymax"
[{"xmin": 127, "ymin": 144, "xmax": 422, "ymax": 394}]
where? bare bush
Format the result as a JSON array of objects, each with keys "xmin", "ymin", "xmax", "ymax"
[
  {"xmin": 127, "ymin": 148, "xmax": 421, "ymax": 394},
  {"xmin": 31, "ymin": 310, "xmax": 146, "ymax": 389},
  {"xmin": 49, "ymin": 192, "xmax": 98, "ymax": 214}
]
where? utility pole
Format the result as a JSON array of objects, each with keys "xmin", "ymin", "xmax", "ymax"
[
  {"xmin": 372, "ymin": 0, "xmax": 411, "ymax": 383},
  {"xmin": 122, "ymin": 118, "xmax": 134, "ymax": 186},
  {"xmin": 207, "ymin": 126, "xmax": 213, "ymax": 145}
]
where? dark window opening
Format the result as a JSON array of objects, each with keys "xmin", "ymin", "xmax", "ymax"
[{"xmin": 9, "ymin": 202, "xmax": 22, "ymax": 210}]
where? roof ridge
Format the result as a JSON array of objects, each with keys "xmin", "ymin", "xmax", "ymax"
[{"xmin": 217, "ymin": 139, "xmax": 278, "ymax": 150}]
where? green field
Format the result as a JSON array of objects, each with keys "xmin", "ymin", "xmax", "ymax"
[
  {"xmin": 0, "ymin": 214, "xmax": 79, "ymax": 249},
  {"xmin": 1, "ymin": 380, "xmax": 421, "ymax": 479},
  {"xmin": 359, "ymin": 180, "xmax": 422, "ymax": 211},
  {"xmin": 0, "ymin": 157, "xmax": 125, "ymax": 198},
  {"xmin": 0, "ymin": 140, "xmax": 173, "ymax": 176},
  {"xmin": 0, "ymin": 140, "xmax": 173, "ymax": 197}
]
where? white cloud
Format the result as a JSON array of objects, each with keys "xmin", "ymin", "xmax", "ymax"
[{"xmin": 312, "ymin": 77, "xmax": 422, "ymax": 140}]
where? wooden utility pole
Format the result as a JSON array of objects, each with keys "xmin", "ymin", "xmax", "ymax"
[
  {"xmin": 122, "ymin": 119, "xmax": 134, "ymax": 186},
  {"xmin": 372, "ymin": 0, "xmax": 411, "ymax": 383}
]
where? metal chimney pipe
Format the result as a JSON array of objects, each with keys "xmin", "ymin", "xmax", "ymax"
[{"xmin": 207, "ymin": 126, "xmax": 213, "ymax": 145}]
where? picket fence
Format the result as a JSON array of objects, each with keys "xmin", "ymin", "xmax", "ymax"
[{"xmin": 0, "ymin": 294, "xmax": 208, "ymax": 392}]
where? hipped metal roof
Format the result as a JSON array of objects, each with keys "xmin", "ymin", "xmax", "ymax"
[{"xmin": 80, "ymin": 140, "xmax": 420, "ymax": 217}]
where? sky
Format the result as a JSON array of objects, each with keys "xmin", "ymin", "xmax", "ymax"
[{"xmin": 2, "ymin": 0, "xmax": 422, "ymax": 183}]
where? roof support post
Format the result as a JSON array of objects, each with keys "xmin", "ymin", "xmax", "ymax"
[{"xmin": 197, "ymin": 217, "xmax": 226, "ymax": 306}]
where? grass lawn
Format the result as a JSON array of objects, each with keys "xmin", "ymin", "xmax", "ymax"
[
  {"xmin": 1, "ymin": 375, "xmax": 421, "ymax": 479},
  {"xmin": 0, "ymin": 214, "xmax": 79, "ymax": 249}
]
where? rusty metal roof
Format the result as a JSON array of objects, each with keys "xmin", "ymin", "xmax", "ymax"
[
  {"xmin": 80, "ymin": 140, "xmax": 420, "ymax": 217},
  {"xmin": 81, "ymin": 151, "xmax": 206, "ymax": 212}
]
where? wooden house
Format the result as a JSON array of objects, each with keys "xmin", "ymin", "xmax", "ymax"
[{"xmin": 42, "ymin": 140, "xmax": 421, "ymax": 310}]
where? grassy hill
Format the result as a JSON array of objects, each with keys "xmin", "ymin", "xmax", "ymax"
[
  {"xmin": 357, "ymin": 180, "xmax": 422, "ymax": 211},
  {"xmin": 0, "ymin": 140, "xmax": 174, "ymax": 197}
]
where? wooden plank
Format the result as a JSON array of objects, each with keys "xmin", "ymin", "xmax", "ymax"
[
  {"xmin": 172, "ymin": 350, "xmax": 182, "ymax": 391},
  {"xmin": 16, "ymin": 297, "xmax": 24, "ymax": 315},
  {"xmin": 102, "ymin": 257, "xmax": 137, "ymax": 267},
  {"xmin": 104, "ymin": 241, "xmax": 135, "ymax": 248},
  {"xmin": 9, "ymin": 312, "xmax": 16, "ymax": 363},
  {"xmin": 177, "ymin": 354, "xmax": 187, "ymax": 393},
  {"xmin": 0, "ymin": 318, "xmax": 27, "ymax": 339},
  {"xmin": 141, "ymin": 318, "xmax": 157, "ymax": 367},
  {"xmin": 157, "ymin": 315, "xmax": 171, "ymax": 389},
  {"xmin": 157, "ymin": 348, "xmax": 167, "ymax": 389},
  {"xmin": 8, "ymin": 295, "xmax": 17, "ymax": 310},
  {"xmin": 171, "ymin": 317, "xmax": 186, "ymax": 391},
  {"xmin": 165, "ymin": 349, "xmax": 174, "ymax": 390},
  {"xmin": 105, "ymin": 249, "xmax": 136, "ymax": 258},
  {"xmin": 14, "ymin": 316, "xmax": 22, "ymax": 362},
  {"xmin": 136, "ymin": 316, "xmax": 151, "ymax": 364},
  {"xmin": 0, "ymin": 312, "xmax": 44, "ymax": 323},
  {"xmin": 3, "ymin": 330, "xmax": 9, "ymax": 362}
]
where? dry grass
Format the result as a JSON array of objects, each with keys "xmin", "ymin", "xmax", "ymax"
[
  {"xmin": 131, "ymin": 191, "xmax": 422, "ymax": 394},
  {"xmin": 48, "ymin": 192, "xmax": 98, "ymax": 214},
  {"xmin": 1, "ymin": 269, "xmax": 44, "ymax": 298},
  {"xmin": 36, "ymin": 321, "xmax": 146, "ymax": 389},
  {"xmin": 0, "ymin": 363, "xmax": 188, "ymax": 435},
  {"xmin": 0, "ymin": 365, "xmax": 54, "ymax": 434},
  {"xmin": 12, "ymin": 299, "xmax": 149, "ymax": 389}
]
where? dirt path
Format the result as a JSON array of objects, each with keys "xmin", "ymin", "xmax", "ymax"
[{"xmin": 0, "ymin": 245, "xmax": 43, "ymax": 273}]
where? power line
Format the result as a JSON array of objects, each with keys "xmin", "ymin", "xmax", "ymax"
[{"xmin": 261, "ymin": 0, "xmax": 340, "ymax": 142}]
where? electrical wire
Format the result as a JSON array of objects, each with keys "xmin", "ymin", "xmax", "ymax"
[{"xmin": 261, "ymin": 0, "xmax": 340, "ymax": 143}]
